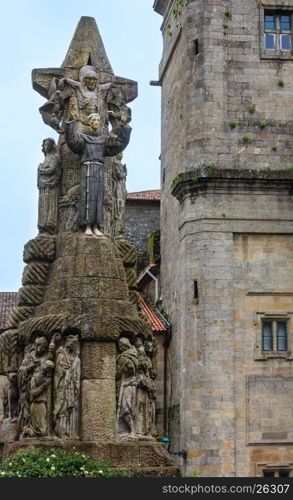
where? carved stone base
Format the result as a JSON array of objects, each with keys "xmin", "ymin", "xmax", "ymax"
[{"xmin": 2, "ymin": 438, "xmax": 178, "ymax": 476}]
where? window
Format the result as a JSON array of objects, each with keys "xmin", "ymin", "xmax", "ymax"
[
  {"xmin": 254, "ymin": 312, "xmax": 292, "ymax": 360},
  {"xmin": 264, "ymin": 11, "xmax": 292, "ymax": 52},
  {"xmin": 262, "ymin": 319, "xmax": 287, "ymax": 351},
  {"xmin": 263, "ymin": 468, "xmax": 291, "ymax": 477}
]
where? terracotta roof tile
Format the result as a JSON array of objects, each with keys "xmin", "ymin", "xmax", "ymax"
[
  {"xmin": 127, "ymin": 190, "xmax": 160, "ymax": 201},
  {"xmin": 0, "ymin": 292, "xmax": 18, "ymax": 330},
  {"xmin": 140, "ymin": 296, "xmax": 167, "ymax": 333}
]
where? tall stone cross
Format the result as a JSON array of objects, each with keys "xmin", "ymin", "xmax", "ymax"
[
  {"xmin": 32, "ymin": 16, "xmax": 137, "ymax": 111},
  {"xmin": 31, "ymin": 16, "xmax": 137, "ymax": 235}
]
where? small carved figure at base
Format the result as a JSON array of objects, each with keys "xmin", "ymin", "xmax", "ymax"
[
  {"xmin": 53, "ymin": 335, "xmax": 80, "ymax": 438},
  {"xmin": 116, "ymin": 337, "xmax": 138, "ymax": 438}
]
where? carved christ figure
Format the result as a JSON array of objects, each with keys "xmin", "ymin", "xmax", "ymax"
[{"xmin": 65, "ymin": 112, "xmax": 131, "ymax": 236}]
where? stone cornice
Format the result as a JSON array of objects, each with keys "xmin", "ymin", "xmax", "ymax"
[
  {"xmin": 171, "ymin": 167, "xmax": 293, "ymax": 203},
  {"xmin": 153, "ymin": 0, "xmax": 173, "ymax": 17}
]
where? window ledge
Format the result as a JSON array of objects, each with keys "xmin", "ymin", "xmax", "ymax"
[
  {"xmin": 254, "ymin": 346, "xmax": 292, "ymax": 360},
  {"xmin": 261, "ymin": 49, "xmax": 293, "ymax": 59}
]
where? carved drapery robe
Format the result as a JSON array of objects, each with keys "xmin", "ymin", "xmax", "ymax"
[
  {"xmin": 37, "ymin": 152, "xmax": 61, "ymax": 234},
  {"xmin": 65, "ymin": 120, "xmax": 131, "ymax": 228}
]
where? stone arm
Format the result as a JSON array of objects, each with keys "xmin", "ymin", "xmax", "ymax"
[
  {"xmin": 31, "ymin": 377, "xmax": 51, "ymax": 400},
  {"xmin": 105, "ymin": 125, "xmax": 131, "ymax": 157},
  {"xmin": 65, "ymin": 120, "xmax": 85, "ymax": 154},
  {"xmin": 38, "ymin": 155, "xmax": 60, "ymax": 175}
]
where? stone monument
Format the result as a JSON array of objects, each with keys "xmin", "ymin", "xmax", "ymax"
[{"xmin": 0, "ymin": 17, "xmax": 174, "ymax": 474}]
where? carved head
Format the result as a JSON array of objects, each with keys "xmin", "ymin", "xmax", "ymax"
[
  {"xmin": 35, "ymin": 336, "xmax": 48, "ymax": 356},
  {"xmin": 42, "ymin": 138, "xmax": 57, "ymax": 156},
  {"xmin": 118, "ymin": 337, "xmax": 131, "ymax": 352},
  {"xmin": 80, "ymin": 66, "xmax": 99, "ymax": 91},
  {"xmin": 144, "ymin": 341, "xmax": 153, "ymax": 357},
  {"xmin": 65, "ymin": 334, "xmax": 79, "ymax": 352},
  {"xmin": 134, "ymin": 336, "xmax": 143, "ymax": 348},
  {"xmin": 88, "ymin": 113, "xmax": 102, "ymax": 133}
]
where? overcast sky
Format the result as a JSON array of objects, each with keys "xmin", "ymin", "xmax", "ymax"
[{"xmin": 0, "ymin": 0, "xmax": 162, "ymax": 291}]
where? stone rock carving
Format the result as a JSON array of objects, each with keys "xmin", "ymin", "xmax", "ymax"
[
  {"xmin": 65, "ymin": 112, "xmax": 131, "ymax": 236},
  {"xmin": 37, "ymin": 138, "xmax": 61, "ymax": 234},
  {"xmin": 116, "ymin": 337, "xmax": 138, "ymax": 437},
  {"xmin": 3, "ymin": 373, "xmax": 19, "ymax": 421},
  {"xmin": 20, "ymin": 334, "xmax": 59, "ymax": 438},
  {"xmin": 144, "ymin": 340, "xmax": 157, "ymax": 434},
  {"xmin": 0, "ymin": 330, "xmax": 20, "ymax": 374},
  {"xmin": 112, "ymin": 154, "xmax": 127, "ymax": 237},
  {"xmin": 53, "ymin": 335, "xmax": 80, "ymax": 437},
  {"xmin": 135, "ymin": 336, "xmax": 150, "ymax": 436},
  {"xmin": 18, "ymin": 344, "xmax": 36, "ymax": 435}
]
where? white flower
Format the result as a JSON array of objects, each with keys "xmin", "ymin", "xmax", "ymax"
[
  {"xmin": 22, "ymin": 458, "xmax": 26, "ymax": 462},
  {"xmin": 0, "ymin": 471, "xmax": 6, "ymax": 475},
  {"xmin": 46, "ymin": 458, "xmax": 50, "ymax": 462},
  {"xmin": 98, "ymin": 470, "xmax": 104, "ymax": 475},
  {"xmin": 9, "ymin": 463, "xmax": 12, "ymax": 466},
  {"xmin": 51, "ymin": 466, "xmax": 56, "ymax": 471},
  {"xmin": 51, "ymin": 454, "xmax": 56, "ymax": 458},
  {"xmin": 84, "ymin": 471, "xmax": 89, "ymax": 474},
  {"xmin": 82, "ymin": 454, "xmax": 86, "ymax": 458}
]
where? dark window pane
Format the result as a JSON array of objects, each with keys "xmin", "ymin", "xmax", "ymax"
[
  {"xmin": 263, "ymin": 320, "xmax": 273, "ymax": 350},
  {"xmin": 277, "ymin": 321, "xmax": 287, "ymax": 350},
  {"xmin": 263, "ymin": 470, "xmax": 275, "ymax": 477},
  {"xmin": 279, "ymin": 470, "xmax": 290, "ymax": 477},
  {"xmin": 280, "ymin": 15, "xmax": 291, "ymax": 31},
  {"xmin": 265, "ymin": 14, "xmax": 276, "ymax": 30},
  {"xmin": 265, "ymin": 33, "xmax": 276, "ymax": 50},
  {"xmin": 280, "ymin": 34, "xmax": 291, "ymax": 51}
]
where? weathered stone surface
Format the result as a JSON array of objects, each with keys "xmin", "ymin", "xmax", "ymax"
[
  {"xmin": 7, "ymin": 307, "xmax": 34, "ymax": 329},
  {"xmin": 81, "ymin": 341, "xmax": 116, "ymax": 379},
  {"xmin": 23, "ymin": 235, "xmax": 55, "ymax": 263},
  {"xmin": 22, "ymin": 262, "xmax": 50, "ymax": 286},
  {"xmin": 81, "ymin": 379, "xmax": 116, "ymax": 440},
  {"xmin": 18, "ymin": 285, "xmax": 44, "ymax": 307}
]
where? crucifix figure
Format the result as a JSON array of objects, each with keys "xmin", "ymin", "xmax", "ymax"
[{"xmin": 32, "ymin": 16, "xmax": 137, "ymax": 235}]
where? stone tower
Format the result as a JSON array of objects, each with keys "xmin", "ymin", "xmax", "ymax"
[{"xmin": 154, "ymin": 0, "xmax": 293, "ymax": 476}]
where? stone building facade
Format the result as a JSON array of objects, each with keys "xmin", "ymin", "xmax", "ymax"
[
  {"xmin": 154, "ymin": 0, "xmax": 293, "ymax": 476},
  {"xmin": 124, "ymin": 190, "xmax": 160, "ymax": 270}
]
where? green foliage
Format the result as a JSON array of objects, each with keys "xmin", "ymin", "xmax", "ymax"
[
  {"xmin": 242, "ymin": 136, "xmax": 250, "ymax": 143},
  {"xmin": 229, "ymin": 121, "xmax": 237, "ymax": 129},
  {"xmin": 289, "ymin": 166, "xmax": 293, "ymax": 171},
  {"xmin": 248, "ymin": 105, "xmax": 256, "ymax": 114},
  {"xmin": 207, "ymin": 162, "xmax": 217, "ymax": 168},
  {"xmin": 183, "ymin": 470, "xmax": 200, "ymax": 477},
  {"xmin": 171, "ymin": 174, "xmax": 180, "ymax": 185},
  {"xmin": 222, "ymin": 213, "xmax": 226, "ymax": 218},
  {"xmin": 191, "ymin": 177, "xmax": 198, "ymax": 182},
  {"xmin": 259, "ymin": 122, "xmax": 268, "ymax": 129},
  {"xmin": 0, "ymin": 448, "xmax": 136, "ymax": 478},
  {"xmin": 271, "ymin": 145, "xmax": 277, "ymax": 151},
  {"xmin": 223, "ymin": 23, "xmax": 228, "ymax": 29},
  {"xmin": 278, "ymin": 79, "xmax": 285, "ymax": 87},
  {"xmin": 225, "ymin": 10, "xmax": 232, "ymax": 18},
  {"xmin": 179, "ymin": 112, "xmax": 184, "ymax": 120}
]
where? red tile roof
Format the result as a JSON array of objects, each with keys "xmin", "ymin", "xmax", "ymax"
[
  {"xmin": 0, "ymin": 292, "xmax": 18, "ymax": 330},
  {"xmin": 140, "ymin": 296, "xmax": 167, "ymax": 333},
  {"xmin": 127, "ymin": 190, "xmax": 160, "ymax": 201}
]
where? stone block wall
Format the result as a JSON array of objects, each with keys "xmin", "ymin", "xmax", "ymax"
[{"xmin": 124, "ymin": 200, "xmax": 160, "ymax": 270}]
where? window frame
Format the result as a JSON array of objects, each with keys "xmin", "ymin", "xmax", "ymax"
[
  {"xmin": 257, "ymin": 463, "xmax": 293, "ymax": 477},
  {"xmin": 260, "ymin": 4, "xmax": 293, "ymax": 60},
  {"xmin": 254, "ymin": 311, "xmax": 292, "ymax": 360}
]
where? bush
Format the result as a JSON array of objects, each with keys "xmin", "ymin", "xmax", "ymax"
[{"xmin": 0, "ymin": 448, "xmax": 134, "ymax": 478}]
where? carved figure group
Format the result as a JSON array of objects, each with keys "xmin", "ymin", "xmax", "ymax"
[
  {"xmin": 116, "ymin": 336, "xmax": 157, "ymax": 438},
  {"xmin": 1, "ymin": 333, "xmax": 81, "ymax": 440}
]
